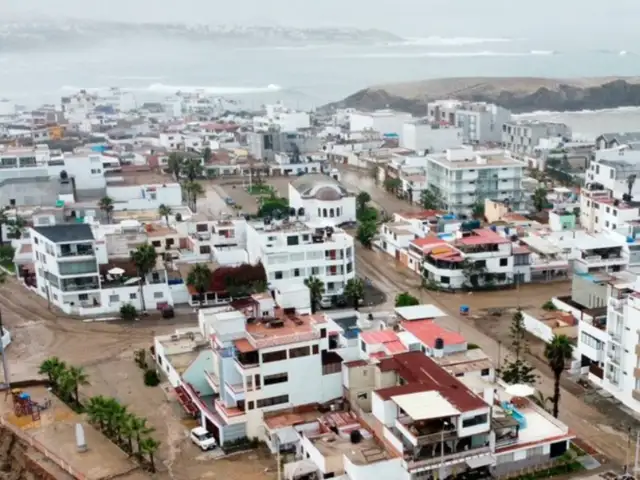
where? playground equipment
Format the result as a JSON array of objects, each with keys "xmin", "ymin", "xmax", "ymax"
[{"xmin": 11, "ymin": 389, "xmax": 52, "ymax": 422}]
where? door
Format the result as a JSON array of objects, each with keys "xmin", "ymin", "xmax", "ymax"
[{"xmin": 205, "ymin": 416, "xmax": 220, "ymax": 444}]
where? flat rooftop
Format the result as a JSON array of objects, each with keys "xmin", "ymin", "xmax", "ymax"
[
  {"xmin": 105, "ymin": 169, "xmax": 171, "ymax": 186},
  {"xmin": 245, "ymin": 309, "xmax": 327, "ymax": 349},
  {"xmin": 157, "ymin": 329, "xmax": 208, "ymax": 372},
  {"xmin": 430, "ymin": 151, "xmax": 523, "ymax": 169},
  {"xmin": 309, "ymin": 432, "xmax": 389, "ymax": 466},
  {"xmin": 433, "ymin": 348, "xmax": 493, "ymax": 376}
]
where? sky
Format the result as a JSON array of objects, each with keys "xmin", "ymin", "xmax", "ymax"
[{"xmin": 1, "ymin": 0, "xmax": 639, "ymax": 39}]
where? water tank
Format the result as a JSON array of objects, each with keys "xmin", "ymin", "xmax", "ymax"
[
  {"xmin": 289, "ymin": 207, "xmax": 296, "ymax": 217},
  {"xmin": 490, "ymin": 225, "xmax": 497, "ymax": 232},
  {"xmin": 434, "ymin": 338, "xmax": 444, "ymax": 350},
  {"xmin": 297, "ymin": 207, "xmax": 305, "ymax": 217},
  {"xmin": 350, "ymin": 430, "xmax": 362, "ymax": 444}
]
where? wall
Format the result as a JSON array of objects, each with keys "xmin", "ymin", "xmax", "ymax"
[
  {"xmin": 300, "ymin": 435, "xmax": 327, "ymax": 473},
  {"xmin": 371, "ymin": 393, "xmax": 397, "ymax": 427},
  {"xmin": 571, "ymin": 274, "xmax": 607, "ymax": 309},
  {"xmin": 154, "ymin": 338, "xmax": 182, "ymax": 387},
  {"xmin": 1, "ymin": 327, "xmax": 11, "ymax": 350},
  {"xmin": 106, "ymin": 183, "xmax": 182, "ymax": 210},
  {"xmin": 343, "ymin": 455, "xmax": 407, "ymax": 480},
  {"xmin": 183, "ymin": 350, "xmax": 215, "ymax": 396},
  {"xmin": 522, "ymin": 312, "xmax": 555, "ymax": 343},
  {"xmin": 170, "ymin": 283, "xmax": 190, "ymax": 304}
]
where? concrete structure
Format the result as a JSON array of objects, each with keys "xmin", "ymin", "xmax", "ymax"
[
  {"xmin": 425, "ymin": 147, "xmax": 525, "ymax": 216},
  {"xmin": 502, "ymin": 121, "xmax": 572, "ymax": 156},
  {"xmin": 426, "ymin": 100, "xmax": 511, "ymax": 144},
  {"xmin": 595, "ymin": 132, "xmax": 640, "ymax": 150},
  {"xmin": 253, "ymin": 103, "xmax": 311, "ymax": 132},
  {"xmin": 288, "ymin": 174, "xmax": 356, "ymax": 226},
  {"xmin": 349, "ymin": 110, "xmax": 413, "ymax": 136},
  {"xmin": 246, "ymin": 220, "xmax": 356, "ymax": 302},
  {"xmin": 401, "ymin": 120, "xmax": 462, "ymax": 153}
]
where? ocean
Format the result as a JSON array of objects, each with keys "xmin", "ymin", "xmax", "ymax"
[{"xmin": 3, "ymin": 2, "xmax": 640, "ymax": 139}]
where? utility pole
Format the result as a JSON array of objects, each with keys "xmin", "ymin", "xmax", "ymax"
[
  {"xmin": 276, "ymin": 446, "xmax": 282, "ymax": 480},
  {"xmin": 0, "ymin": 310, "xmax": 9, "ymax": 391}
]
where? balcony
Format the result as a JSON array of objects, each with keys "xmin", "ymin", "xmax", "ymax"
[
  {"xmin": 607, "ymin": 350, "xmax": 621, "ymax": 365},
  {"xmin": 404, "ymin": 445, "xmax": 492, "ymax": 471},
  {"xmin": 234, "ymin": 352, "xmax": 259, "ymax": 373},
  {"xmin": 634, "ymin": 368, "xmax": 640, "ymax": 379},
  {"xmin": 60, "ymin": 279, "xmax": 100, "ymax": 292},
  {"xmin": 204, "ymin": 370, "xmax": 220, "ymax": 392},
  {"xmin": 608, "ymin": 330, "xmax": 622, "ymax": 343},
  {"xmin": 58, "ymin": 245, "xmax": 95, "ymax": 260},
  {"xmin": 225, "ymin": 381, "xmax": 245, "ymax": 400},
  {"xmin": 578, "ymin": 254, "xmax": 624, "ymax": 267},
  {"xmin": 396, "ymin": 416, "xmax": 458, "ymax": 446}
]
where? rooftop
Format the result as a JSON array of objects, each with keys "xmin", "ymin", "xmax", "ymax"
[
  {"xmin": 455, "ymin": 228, "xmax": 510, "ymax": 246},
  {"xmin": 394, "ymin": 304, "xmax": 447, "ymax": 321},
  {"xmin": 104, "ymin": 167, "xmax": 171, "ymax": 186},
  {"xmin": 32, "ymin": 224, "xmax": 94, "ymax": 244},
  {"xmin": 400, "ymin": 320, "xmax": 466, "ymax": 348},
  {"xmin": 245, "ymin": 309, "xmax": 328, "ymax": 349},
  {"xmin": 308, "ymin": 431, "xmax": 389, "ymax": 466}
]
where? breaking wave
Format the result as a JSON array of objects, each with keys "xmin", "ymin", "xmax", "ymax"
[
  {"xmin": 61, "ymin": 83, "xmax": 283, "ymax": 95},
  {"xmin": 391, "ymin": 36, "xmax": 514, "ymax": 47},
  {"xmin": 340, "ymin": 50, "xmax": 556, "ymax": 59}
]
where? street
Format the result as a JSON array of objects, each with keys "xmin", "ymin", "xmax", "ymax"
[{"xmin": 355, "ymin": 246, "xmax": 629, "ymax": 468}]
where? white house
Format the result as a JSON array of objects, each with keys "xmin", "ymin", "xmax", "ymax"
[
  {"xmin": 401, "ymin": 120, "xmax": 463, "ymax": 153},
  {"xmin": 349, "ymin": 110, "xmax": 413, "ymax": 136},
  {"xmin": 288, "ymin": 173, "xmax": 356, "ymax": 226},
  {"xmin": 245, "ymin": 219, "xmax": 356, "ymax": 302}
]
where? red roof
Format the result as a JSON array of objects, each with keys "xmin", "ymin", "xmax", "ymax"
[
  {"xmin": 401, "ymin": 320, "xmax": 465, "ymax": 348},
  {"xmin": 410, "ymin": 236, "xmax": 447, "ymax": 251},
  {"xmin": 360, "ymin": 330, "xmax": 400, "ymax": 345},
  {"xmin": 376, "ymin": 351, "xmax": 486, "ymax": 412},
  {"xmin": 385, "ymin": 340, "xmax": 408, "ymax": 354},
  {"xmin": 456, "ymin": 228, "xmax": 509, "ymax": 246},
  {"xmin": 344, "ymin": 360, "xmax": 368, "ymax": 368}
]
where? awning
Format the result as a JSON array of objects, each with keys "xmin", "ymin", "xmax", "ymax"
[{"xmin": 466, "ymin": 454, "xmax": 495, "ymax": 469}]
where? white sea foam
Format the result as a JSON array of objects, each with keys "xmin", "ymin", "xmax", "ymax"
[
  {"xmin": 516, "ymin": 106, "xmax": 640, "ymax": 117},
  {"xmin": 393, "ymin": 36, "xmax": 513, "ymax": 47},
  {"xmin": 341, "ymin": 50, "xmax": 555, "ymax": 59},
  {"xmin": 61, "ymin": 83, "xmax": 282, "ymax": 95}
]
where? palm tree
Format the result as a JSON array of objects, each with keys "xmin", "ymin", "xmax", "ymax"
[
  {"xmin": 38, "ymin": 357, "xmax": 66, "ymax": 386},
  {"xmin": 544, "ymin": 334, "xmax": 574, "ymax": 418},
  {"xmin": 65, "ymin": 365, "xmax": 90, "ymax": 406},
  {"xmin": 158, "ymin": 204, "xmax": 172, "ymax": 225},
  {"xmin": 532, "ymin": 391, "xmax": 553, "ymax": 413},
  {"xmin": 184, "ymin": 181, "xmax": 204, "ymax": 212},
  {"xmin": 139, "ymin": 437, "xmax": 161, "ymax": 473},
  {"xmin": 130, "ymin": 244, "xmax": 158, "ymax": 313},
  {"xmin": 86, "ymin": 395, "xmax": 109, "ymax": 432},
  {"xmin": 202, "ymin": 146, "xmax": 212, "ymax": 165},
  {"xmin": 120, "ymin": 413, "xmax": 137, "ymax": 454},
  {"xmin": 130, "ymin": 416, "xmax": 155, "ymax": 460},
  {"xmin": 167, "ymin": 152, "xmax": 183, "ymax": 181},
  {"xmin": 186, "ymin": 264, "xmax": 212, "ymax": 308},
  {"xmin": 344, "ymin": 278, "xmax": 365, "ymax": 311},
  {"xmin": 7, "ymin": 216, "xmax": 26, "ymax": 239},
  {"xmin": 0, "ymin": 208, "xmax": 8, "ymax": 246},
  {"xmin": 99, "ymin": 196, "xmax": 115, "ymax": 223},
  {"xmin": 532, "ymin": 187, "xmax": 548, "ymax": 212},
  {"xmin": 304, "ymin": 276, "xmax": 325, "ymax": 313},
  {"xmin": 182, "ymin": 158, "xmax": 203, "ymax": 182}
]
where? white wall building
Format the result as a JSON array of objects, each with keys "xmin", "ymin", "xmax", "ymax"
[
  {"xmin": 426, "ymin": 100, "xmax": 511, "ymax": 144},
  {"xmin": 246, "ymin": 220, "xmax": 356, "ymax": 301},
  {"xmin": 349, "ymin": 110, "xmax": 413, "ymax": 136},
  {"xmin": 253, "ymin": 103, "xmax": 311, "ymax": 132},
  {"xmin": 426, "ymin": 147, "xmax": 526, "ymax": 215},
  {"xmin": 401, "ymin": 120, "xmax": 463, "ymax": 153},
  {"xmin": 288, "ymin": 174, "xmax": 356, "ymax": 226}
]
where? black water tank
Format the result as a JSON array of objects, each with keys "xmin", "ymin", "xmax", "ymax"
[
  {"xmin": 350, "ymin": 430, "xmax": 362, "ymax": 444},
  {"xmin": 434, "ymin": 338, "xmax": 444, "ymax": 350},
  {"xmin": 289, "ymin": 207, "xmax": 296, "ymax": 217},
  {"xmin": 297, "ymin": 207, "xmax": 305, "ymax": 216}
]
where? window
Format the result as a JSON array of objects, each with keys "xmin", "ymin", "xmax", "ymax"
[
  {"xmin": 440, "ymin": 276, "xmax": 450, "ymax": 284},
  {"xmin": 311, "ymin": 267, "xmax": 320, "ymax": 275},
  {"xmin": 313, "ymin": 345, "xmax": 320, "ymax": 355},
  {"xmin": 322, "ymin": 208, "xmax": 327, "ymax": 217},
  {"xmin": 263, "ymin": 372, "xmax": 288, "ymax": 386},
  {"xmin": 247, "ymin": 401, "xmax": 255, "ymax": 410},
  {"xmin": 346, "ymin": 262, "xmax": 353, "ymax": 273},
  {"xmin": 34, "ymin": 237, "xmax": 39, "ymax": 245},
  {"xmin": 613, "ymin": 209, "xmax": 618, "ymax": 217},
  {"xmin": 289, "ymin": 346, "xmax": 310, "ymax": 358},
  {"xmin": 320, "ymin": 328, "xmax": 327, "ymax": 338},
  {"xmin": 481, "ymin": 368, "xmax": 490, "ymax": 376},
  {"xmin": 500, "ymin": 258, "xmax": 508, "ymax": 267},
  {"xmin": 257, "ymin": 395, "xmax": 289, "ymax": 409},
  {"xmin": 287, "ymin": 236, "xmax": 299, "ymax": 246},
  {"xmin": 152, "ymin": 240, "xmax": 161, "ymax": 247},
  {"xmin": 475, "ymin": 260, "xmax": 486, "ymax": 268},
  {"xmin": 293, "ymin": 268, "xmax": 301, "ymax": 277},
  {"xmin": 329, "ymin": 208, "xmax": 334, "ymax": 218},
  {"xmin": 154, "ymin": 292, "xmax": 163, "ymax": 299},
  {"xmin": 360, "ymin": 340, "xmax": 366, "ymax": 352},
  {"xmin": 78, "ymin": 293, "xmax": 89, "ymax": 301},
  {"xmin": 200, "ymin": 245, "xmax": 211, "ymax": 254},
  {"xmin": 462, "ymin": 414, "xmax": 488, "ymax": 428},
  {"xmin": 274, "ymin": 271, "xmax": 283, "ymax": 280},
  {"xmin": 262, "ymin": 350, "xmax": 287, "ymax": 363},
  {"xmin": 109, "ymin": 295, "xmax": 119, "ymax": 303},
  {"xmin": 129, "ymin": 293, "xmax": 137, "ymax": 300}
]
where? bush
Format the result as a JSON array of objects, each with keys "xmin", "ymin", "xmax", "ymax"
[
  {"xmin": 144, "ymin": 369, "xmax": 160, "ymax": 386},
  {"xmin": 120, "ymin": 303, "xmax": 137, "ymax": 321},
  {"xmin": 467, "ymin": 343, "xmax": 480, "ymax": 350},
  {"xmin": 542, "ymin": 300, "xmax": 557, "ymax": 311}
]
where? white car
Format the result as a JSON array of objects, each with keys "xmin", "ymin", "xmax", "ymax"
[{"xmin": 190, "ymin": 427, "xmax": 217, "ymax": 451}]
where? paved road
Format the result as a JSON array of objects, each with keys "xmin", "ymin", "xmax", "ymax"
[{"xmin": 355, "ymin": 246, "xmax": 628, "ymax": 468}]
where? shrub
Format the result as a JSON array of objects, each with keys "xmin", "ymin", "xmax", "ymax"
[
  {"xmin": 120, "ymin": 303, "xmax": 137, "ymax": 321},
  {"xmin": 542, "ymin": 300, "xmax": 557, "ymax": 311},
  {"xmin": 144, "ymin": 369, "xmax": 160, "ymax": 386}
]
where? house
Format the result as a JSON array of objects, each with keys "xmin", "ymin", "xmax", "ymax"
[{"xmin": 288, "ymin": 174, "xmax": 356, "ymax": 226}]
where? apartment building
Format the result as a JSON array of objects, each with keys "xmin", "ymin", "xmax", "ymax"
[
  {"xmin": 246, "ymin": 219, "xmax": 356, "ymax": 301},
  {"xmin": 30, "ymin": 223, "xmax": 173, "ymax": 316},
  {"xmin": 349, "ymin": 110, "xmax": 413, "ymax": 136},
  {"xmin": 502, "ymin": 120, "xmax": 572, "ymax": 156},
  {"xmin": 164, "ymin": 298, "xmax": 350, "ymax": 445},
  {"xmin": 425, "ymin": 147, "xmax": 525, "ymax": 216},
  {"xmin": 595, "ymin": 131, "xmax": 640, "ymax": 150},
  {"xmin": 253, "ymin": 103, "xmax": 311, "ymax": 132},
  {"xmin": 288, "ymin": 173, "xmax": 356, "ymax": 226},
  {"xmin": 401, "ymin": 119, "xmax": 462, "ymax": 153},
  {"xmin": 426, "ymin": 100, "xmax": 511, "ymax": 144}
]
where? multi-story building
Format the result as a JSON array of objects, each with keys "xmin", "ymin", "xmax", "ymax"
[
  {"xmin": 400, "ymin": 119, "xmax": 462, "ymax": 153},
  {"xmin": 425, "ymin": 147, "xmax": 525, "ymax": 216},
  {"xmin": 253, "ymin": 103, "xmax": 311, "ymax": 132},
  {"xmin": 246, "ymin": 219, "xmax": 356, "ymax": 302},
  {"xmin": 426, "ymin": 100, "xmax": 511, "ymax": 144},
  {"xmin": 349, "ymin": 110, "xmax": 413, "ymax": 136},
  {"xmin": 163, "ymin": 297, "xmax": 350, "ymax": 445},
  {"xmin": 502, "ymin": 120, "xmax": 572, "ymax": 156},
  {"xmin": 288, "ymin": 173, "xmax": 356, "ymax": 226},
  {"xmin": 595, "ymin": 131, "xmax": 640, "ymax": 150}
]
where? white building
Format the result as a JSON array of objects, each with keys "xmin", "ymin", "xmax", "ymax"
[
  {"xmin": 30, "ymin": 223, "xmax": 172, "ymax": 316},
  {"xmin": 349, "ymin": 110, "xmax": 413, "ymax": 136},
  {"xmin": 401, "ymin": 119, "xmax": 463, "ymax": 153},
  {"xmin": 163, "ymin": 299, "xmax": 352, "ymax": 445},
  {"xmin": 253, "ymin": 103, "xmax": 311, "ymax": 132},
  {"xmin": 502, "ymin": 120, "xmax": 572, "ymax": 156},
  {"xmin": 288, "ymin": 174, "xmax": 356, "ymax": 226},
  {"xmin": 426, "ymin": 100, "xmax": 511, "ymax": 144},
  {"xmin": 426, "ymin": 147, "xmax": 526, "ymax": 216},
  {"xmin": 246, "ymin": 220, "xmax": 356, "ymax": 301}
]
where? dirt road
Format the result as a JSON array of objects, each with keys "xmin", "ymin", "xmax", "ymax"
[{"xmin": 356, "ymin": 247, "xmax": 629, "ymax": 467}]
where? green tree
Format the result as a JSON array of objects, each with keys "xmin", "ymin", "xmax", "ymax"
[
  {"xmin": 344, "ymin": 278, "xmax": 365, "ymax": 310},
  {"xmin": 167, "ymin": 152, "xmax": 183, "ymax": 181},
  {"xmin": 532, "ymin": 187, "xmax": 548, "ymax": 212},
  {"xmin": 544, "ymin": 334, "xmax": 574, "ymax": 418},
  {"xmin": 257, "ymin": 196, "xmax": 288, "ymax": 218},
  {"xmin": 38, "ymin": 357, "xmax": 66, "ymax": 387},
  {"xmin": 182, "ymin": 158, "xmax": 203, "ymax": 181},
  {"xmin": 139, "ymin": 437, "xmax": 161, "ymax": 473},
  {"xmin": 65, "ymin": 365, "xmax": 89, "ymax": 407},
  {"xmin": 7, "ymin": 216, "xmax": 26, "ymax": 239},
  {"xmin": 130, "ymin": 416, "xmax": 155, "ymax": 459},
  {"xmin": 383, "ymin": 177, "xmax": 402, "ymax": 195},
  {"xmin": 86, "ymin": 395, "xmax": 109, "ymax": 432},
  {"xmin": 130, "ymin": 244, "xmax": 158, "ymax": 313},
  {"xmin": 202, "ymin": 146, "xmax": 212, "ymax": 165},
  {"xmin": 304, "ymin": 276, "xmax": 325, "ymax": 313},
  {"xmin": 420, "ymin": 187, "xmax": 442, "ymax": 210},
  {"xmin": 120, "ymin": 413, "xmax": 137, "ymax": 454},
  {"xmin": 158, "ymin": 204, "xmax": 172, "ymax": 225},
  {"xmin": 499, "ymin": 309, "xmax": 537, "ymax": 386},
  {"xmin": 357, "ymin": 221, "xmax": 377, "ymax": 248},
  {"xmin": 542, "ymin": 300, "xmax": 557, "ymax": 311},
  {"xmin": 0, "ymin": 208, "xmax": 8, "ymax": 246},
  {"xmin": 186, "ymin": 263, "xmax": 212, "ymax": 308},
  {"xmin": 471, "ymin": 201, "xmax": 485, "ymax": 220},
  {"xmin": 184, "ymin": 181, "xmax": 204, "ymax": 212},
  {"xmin": 395, "ymin": 292, "xmax": 419, "ymax": 307},
  {"xmin": 99, "ymin": 196, "xmax": 115, "ymax": 223},
  {"xmin": 356, "ymin": 192, "xmax": 371, "ymax": 219},
  {"xmin": 120, "ymin": 303, "xmax": 137, "ymax": 321}
]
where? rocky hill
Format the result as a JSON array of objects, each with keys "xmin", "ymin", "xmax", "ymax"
[{"xmin": 322, "ymin": 77, "xmax": 640, "ymax": 114}]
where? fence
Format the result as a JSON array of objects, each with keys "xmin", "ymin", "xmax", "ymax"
[{"xmin": 0, "ymin": 416, "xmax": 86, "ymax": 479}]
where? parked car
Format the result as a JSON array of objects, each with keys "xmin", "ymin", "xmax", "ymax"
[
  {"xmin": 190, "ymin": 427, "xmax": 217, "ymax": 451},
  {"xmin": 225, "ymin": 197, "xmax": 235, "ymax": 205}
]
